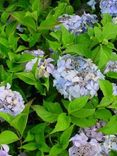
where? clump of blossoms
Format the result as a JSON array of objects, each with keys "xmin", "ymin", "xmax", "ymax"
[
  {"xmin": 69, "ymin": 122, "xmax": 117, "ymax": 155},
  {"xmin": 100, "ymin": 0, "xmax": 117, "ymax": 16},
  {"xmin": 87, "ymin": 0, "xmax": 97, "ymax": 10},
  {"xmin": 57, "ymin": 12, "xmax": 97, "ymax": 35},
  {"xmin": 112, "ymin": 17, "xmax": 117, "ymax": 24},
  {"xmin": 25, "ymin": 49, "xmax": 54, "ymax": 78},
  {"xmin": 104, "ymin": 60, "xmax": 117, "ymax": 74},
  {"xmin": 102, "ymin": 135, "xmax": 117, "ymax": 154},
  {"xmin": 52, "ymin": 54, "xmax": 104, "ymax": 100},
  {"xmin": 0, "ymin": 83, "xmax": 25, "ymax": 116},
  {"xmin": 104, "ymin": 61, "xmax": 117, "ymax": 95},
  {"xmin": 0, "ymin": 144, "xmax": 11, "ymax": 156},
  {"xmin": 80, "ymin": 122, "xmax": 105, "ymax": 142},
  {"xmin": 69, "ymin": 132, "xmax": 102, "ymax": 156}
]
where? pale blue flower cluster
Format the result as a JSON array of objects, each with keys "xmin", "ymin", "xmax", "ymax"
[
  {"xmin": 104, "ymin": 60, "xmax": 117, "ymax": 74},
  {"xmin": 87, "ymin": 0, "xmax": 97, "ymax": 10},
  {"xmin": 69, "ymin": 132, "xmax": 102, "ymax": 156},
  {"xmin": 100, "ymin": 0, "xmax": 117, "ymax": 16},
  {"xmin": 25, "ymin": 49, "xmax": 54, "ymax": 78},
  {"xmin": 69, "ymin": 122, "xmax": 117, "ymax": 156},
  {"xmin": 52, "ymin": 54, "xmax": 104, "ymax": 100},
  {"xmin": 0, "ymin": 83, "xmax": 25, "ymax": 116},
  {"xmin": 57, "ymin": 13, "xmax": 97, "ymax": 35},
  {"xmin": 0, "ymin": 144, "xmax": 11, "ymax": 156}
]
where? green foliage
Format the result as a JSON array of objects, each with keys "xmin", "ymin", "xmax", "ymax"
[
  {"xmin": 0, "ymin": 1, "xmax": 117, "ymax": 155},
  {"xmin": 0, "ymin": 131, "xmax": 19, "ymax": 144},
  {"xmin": 100, "ymin": 116, "xmax": 117, "ymax": 134}
]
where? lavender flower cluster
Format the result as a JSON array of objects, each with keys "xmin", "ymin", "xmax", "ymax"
[
  {"xmin": 100, "ymin": 0, "xmax": 117, "ymax": 16},
  {"xmin": 104, "ymin": 60, "xmax": 117, "ymax": 95},
  {"xmin": 25, "ymin": 49, "xmax": 54, "ymax": 78},
  {"xmin": 57, "ymin": 12, "xmax": 97, "ymax": 35},
  {"xmin": 0, "ymin": 144, "xmax": 11, "ymax": 156},
  {"xmin": 69, "ymin": 122, "xmax": 117, "ymax": 156},
  {"xmin": 0, "ymin": 83, "xmax": 25, "ymax": 116},
  {"xmin": 52, "ymin": 54, "xmax": 104, "ymax": 100},
  {"xmin": 104, "ymin": 60, "xmax": 117, "ymax": 74}
]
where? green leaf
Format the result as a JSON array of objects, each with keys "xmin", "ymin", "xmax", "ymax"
[
  {"xmin": 94, "ymin": 26, "xmax": 103, "ymax": 42},
  {"xmin": 103, "ymin": 23, "xmax": 117, "ymax": 40},
  {"xmin": 43, "ymin": 101, "xmax": 63, "ymax": 114},
  {"xmin": 16, "ymin": 72, "xmax": 36, "ymax": 85},
  {"xmin": 0, "ymin": 112, "xmax": 14, "ymax": 123},
  {"xmin": 31, "ymin": 0, "xmax": 42, "ymax": 19},
  {"xmin": 0, "ymin": 37, "xmax": 9, "ymax": 48},
  {"xmin": 32, "ymin": 105, "xmax": 58, "ymax": 123},
  {"xmin": 100, "ymin": 116, "xmax": 117, "ymax": 134},
  {"xmin": 24, "ymin": 131, "xmax": 34, "ymax": 143},
  {"xmin": 71, "ymin": 108, "xmax": 95, "ymax": 118},
  {"xmin": 71, "ymin": 116, "xmax": 96, "ymax": 128},
  {"xmin": 10, "ymin": 101, "xmax": 31, "ymax": 135},
  {"xmin": 106, "ymin": 71, "xmax": 117, "ymax": 79},
  {"xmin": 12, "ymin": 11, "xmax": 36, "ymax": 30},
  {"xmin": 60, "ymin": 125, "xmax": 74, "ymax": 149},
  {"xmin": 97, "ymin": 45, "xmax": 112, "ymax": 69},
  {"xmin": 51, "ymin": 113, "xmax": 71, "ymax": 134},
  {"xmin": 31, "ymin": 123, "xmax": 50, "ymax": 152},
  {"xmin": 109, "ymin": 150, "xmax": 117, "ymax": 156},
  {"xmin": 21, "ymin": 142, "xmax": 37, "ymax": 151},
  {"xmin": 101, "ymin": 14, "xmax": 112, "ymax": 26},
  {"xmin": 15, "ymin": 53, "xmax": 34, "ymax": 63},
  {"xmin": 39, "ymin": 16, "xmax": 57, "ymax": 30},
  {"xmin": 95, "ymin": 109, "xmax": 112, "ymax": 121},
  {"xmin": 61, "ymin": 26, "xmax": 74, "ymax": 46},
  {"xmin": 68, "ymin": 96, "xmax": 89, "ymax": 114},
  {"xmin": 0, "ymin": 130, "xmax": 19, "ymax": 144},
  {"xmin": 49, "ymin": 144, "xmax": 63, "ymax": 156},
  {"xmin": 99, "ymin": 80, "xmax": 113, "ymax": 96},
  {"xmin": 98, "ymin": 96, "xmax": 114, "ymax": 108}
]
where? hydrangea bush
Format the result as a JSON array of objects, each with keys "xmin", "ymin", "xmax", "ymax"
[{"xmin": 0, "ymin": 0, "xmax": 117, "ymax": 156}]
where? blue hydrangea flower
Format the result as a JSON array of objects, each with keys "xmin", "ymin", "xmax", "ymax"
[
  {"xmin": 52, "ymin": 54, "xmax": 104, "ymax": 100},
  {"xmin": 104, "ymin": 60, "xmax": 117, "ymax": 74},
  {"xmin": 0, "ymin": 144, "xmax": 11, "ymax": 156},
  {"xmin": 69, "ymin": 132, "xmax": 102, "ymax": 156},
  {"xmin": 57, "ymin": 13, "xmax": 97, "ymax": 35},
  {"xmin": 100, "ymin": 0, "xmax": 117, "ymax": 16},
  {"xmin": 0, "ymin": 83, "xmax": 25, "ymax": 116},
  {"xmin": 25, "ymin": 49, "xmax": 54, "ymax": 78},
  {"xmin": 102, "ymin": 135, "xmax": 117, "ymax": 154},
  {"xmin": 80, "ymin": 122, "xmax": 105, "ymax": 142},
  {"xmin": 69, "ymin": 125, "xmax": 117, "ymax": 155}
]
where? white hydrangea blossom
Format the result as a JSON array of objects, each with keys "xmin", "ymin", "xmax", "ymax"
[
  {"xmin": 16, "ymin": 24, "xmax": 24, "ymax": 32},
  {"xmin": 25, "ymin": 49, "xmax": 54, "ymax": 78},
  {"xmin": 0, "ymin": 83, "xmax": 25, "ymax": 116},
  {"xmin": 69, "ymin": 133, "xmax": 102, "ymax": 156},
  {"xmin": 104, "ymin": 61, "xmax": 117, "ymax": 74},
  {"xmin": 56, "ymin": 12, "xmax": 97, "ymax": 35},
  {"xmin": 102, "ymin": 135, "xmax": 117, "ymax": 154},
  {"xmin": 112, "ymin": 17, "xmax": 117, "ymax": 24},
  {"xmin": 0, "ymin": 144, "xmax": 11, "ymax": 156},
  {"xmin": 53, "ymin": 54, "xmax": 104, "ymax": 100},
  {"xmin": 87, "ymin": 0, "xmax": 97, "ymax": 10}
]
